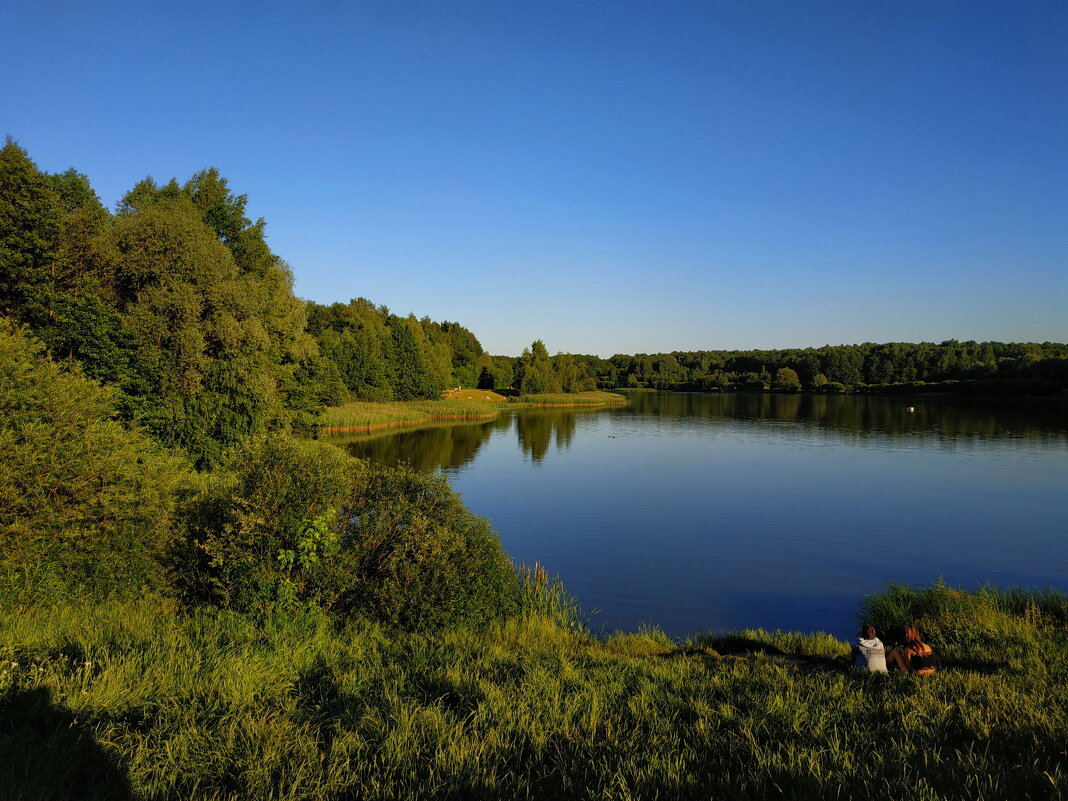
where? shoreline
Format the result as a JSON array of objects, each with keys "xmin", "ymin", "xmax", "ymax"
[
  {"xmin": 319, "ymin": 411, "xmax": 500, "ymax": 435},
  {"xmin": 317, "ymin": 391, "xmax": 628, "ymax": 436}
]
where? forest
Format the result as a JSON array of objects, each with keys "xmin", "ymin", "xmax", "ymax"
[{"xmin": 578, "ymin": 341, "xmax": 1068, "ymax": 395}]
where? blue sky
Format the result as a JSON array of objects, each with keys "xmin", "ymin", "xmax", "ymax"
[{"xmin": 4, "ymin": 1, "xmax": 1065, "ymax": 356}]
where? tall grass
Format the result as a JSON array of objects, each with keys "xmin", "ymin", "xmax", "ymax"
[
  {"xmin": 510, "ymin": 391, "xmax": 627, "ymax": 407},
  {"xmin": 516, "ymin": 562, "xmax": 590, "ymax": 632},
  {"xmin": 1, "ymin": 583, "xmax": 1065, "ymax": 800},
  {"xmin": 318, "ymin": 399, "xmax": 500, "ymax": 434}
]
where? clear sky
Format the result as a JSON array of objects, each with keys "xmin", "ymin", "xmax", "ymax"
[{"xmin": 4, "ymin": 0, "xmax": 1066, "ymax": 356}]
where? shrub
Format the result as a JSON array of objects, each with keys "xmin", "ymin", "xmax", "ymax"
[
  {"xmin": 178, "ymin": 434, "xmax": 359, "ymax": 614},
  {"xmin": 335, "ymin": 464, "xmax": 521, "ymax": 632},
  {"xmin": 181, "ymin": 436, "xmax": 520, "ymax": 631}
]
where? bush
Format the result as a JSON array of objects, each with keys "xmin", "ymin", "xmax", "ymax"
[
  {"xmin": 178, "ymin": 434, "xmax": 360, "ymax": 614},
  {"xmin": 181, "ymin": 436, "xmax": 520, "ymax": 631},
  {"xmin": 336, "ymin": 464, "xmax": 521, "ymax": 632},
  {"xmin": 0, "ymin": 322, "xmax": 192, "ymax": 603}
]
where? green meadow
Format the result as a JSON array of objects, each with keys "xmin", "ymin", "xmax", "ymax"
[{"xmin": 2, "ymin": 583, "xmax": 1065, "ymax": 800}]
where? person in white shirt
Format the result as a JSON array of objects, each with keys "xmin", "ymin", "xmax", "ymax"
[{"xmin": 852, "ymin": 623, "xmax": 888, "ymax": 673}]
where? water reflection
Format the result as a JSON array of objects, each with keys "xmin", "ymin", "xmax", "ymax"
[
  {"xmin": 333, "ymin": 393, "xmax": 1068, "ymax": 470},
  {"xmin": 333, "ymin": 416, "xmax": 504, "ymax": 471},
  {"xmin": 516, "ymin": 409, "xmax": 578, "ymax": 462},
  {"xmin": 619, "ymin": 391, "xmax": 1068, "ymax": 445},
  {"xmin": 338, "ymin": 408, "xmax": 597, "ymax": 469}
]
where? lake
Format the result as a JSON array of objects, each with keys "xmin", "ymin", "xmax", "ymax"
[{"xmin": 331, "ymin": 392, "xmax": 1068, "ymax": 639}]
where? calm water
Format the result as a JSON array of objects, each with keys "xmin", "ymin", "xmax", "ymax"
[{"xmin": 333, "ymin": 392, "xmax": 1068, "ymax": 639}]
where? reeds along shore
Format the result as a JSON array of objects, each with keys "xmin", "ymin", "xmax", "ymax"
[
  {"xmin": 317, "ymin": 399, "xmax": 500, "ymax": 434},
  {"xmin": 316, "ymin": 392, "xmax": 628, "ymax": 433},
  {"xmin": 1, "ymin": 582, "xmax": 1065, "ymax": 800}
]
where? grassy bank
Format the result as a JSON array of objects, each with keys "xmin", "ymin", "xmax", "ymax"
[
  {"xmin": 2, "ymin": 583, "xmax": 1065, "ymax": 800},
  {"xmin": 318, "ymin": 398, "xmax": 502, "ymax": 434},
  {"xmin": 317, "ymin": 391, "xmax": 627, "ymax": 435},
  {"xmin": 511, "ymin": 390, "xmax": 628, "ymax": 407}
]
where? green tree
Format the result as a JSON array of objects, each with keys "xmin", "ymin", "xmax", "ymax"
[
  {"xmin": 0, "ymin": 139, "xmax": 62, "ymax": 323},
  {"xmin": 553, "ymin": 351, "xmax": 579, "ymax": 393},
  {"xmin": 0, "ymin": 323, "xmax": 191, "ymax": 603},
  {"xmin": 774, "ymin": 367, "xmax": 801, "ymax": 392},
  {"xmin": 387, "ymin": 317, "xmax": 439, "ymax": 400},
  {"xmin": 517, "ymin": 339, "xmax": 555, "ymax": 394},
  {"xmin": 102, "ymin": 170, "xmax": 322, "ymax": 465}
]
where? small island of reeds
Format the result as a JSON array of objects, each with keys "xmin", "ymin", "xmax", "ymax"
[{"xmin": 317, "ymin": 390, "xmax": 627, "ymax": 434}]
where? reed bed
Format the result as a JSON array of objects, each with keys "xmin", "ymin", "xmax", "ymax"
[
  {"xmin": 318, "ymin": 399, "xmax": 501, "ymax": 434},
  {"xmin": 1, "ymin": 584, "xmax": 1065, "ymax": 800},
  {"xmin": 511, "ymin": 391, "xmax": 628, "ymax": 407}
]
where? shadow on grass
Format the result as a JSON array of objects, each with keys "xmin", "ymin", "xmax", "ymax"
[
  {"xmin": 0, "ymin": 686, "xmax": 131, "ymax": 801},
  {"xmin": 672, "ymin": 636, "xmax": 849, "ymax": 671}
]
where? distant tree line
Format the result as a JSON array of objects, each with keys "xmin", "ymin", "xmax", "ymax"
[
  {"xmin": 305, "ymin": 298, "xmax": 486, "ymax": 403},
  {"xmin": 578, "ymin": 342, "xmax": 1068, "ymax": 396}
]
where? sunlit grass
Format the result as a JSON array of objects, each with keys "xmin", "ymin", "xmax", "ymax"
[
  {"xmin": 2, "ymin": 583, "xmax": 1065, "ymax": 800},
  {"xmin": 512, "ymin": 391, "xmax": 627, "ymax": 407},
  {"xmin": 317, "ymin": 391, "xmax": 626, "ymax": 434},
  {"xmin": 318, "ymin": 399, "xmax": 501, "ymax": 433}
]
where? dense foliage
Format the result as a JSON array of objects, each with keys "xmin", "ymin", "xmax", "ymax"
[
  {"xmin": 1, "ymin": 140, "xmax": 317, "ymax": 466},
  {"xmin": 0, "ymin": 322, "xmax": 191, "ymax": 603},
  {"xmin": 179, "ymin": 436, "xmax": 520, "ymax": 630},
  {"xmin": 1, "ymin": 140, "xmax": 557, "ymax": 465},
  {"xmin": 0, "ymin": 139, "xmax": 550, "ymax": 633},
  {"xmin": 337, "ymin": 465, "xmax": 521, "ymax": 631},
  {"xmin": 178, "ymin": 435, "xmax": 361, "ymax": 615},
  {"xmin": 492, "ymin": 339, "xmax": 598, "ymax": 394}
]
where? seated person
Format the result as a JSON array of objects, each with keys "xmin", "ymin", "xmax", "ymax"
[
  {"xmin": 885, "ymin": 625, "xmax": 936, "ymax": 675},
  {"xmin": 851, "ymin": 624, "xmax": 888, "ymax": 673}
]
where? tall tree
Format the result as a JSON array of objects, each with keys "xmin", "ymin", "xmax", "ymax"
[
  {"xmin": 0, "ymin": 139, "xmax": 62, "ymax": 322},
  {"xmin": 516, "ymin": 339, "xmax": 554, "ymax": 394},
  {"xmin": 553, "ymin": 351, "xmax": 579, "ymax": 393}
]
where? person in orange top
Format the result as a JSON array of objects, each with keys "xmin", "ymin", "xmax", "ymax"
[{"xmin": 886, "ymin": 625, "xmax": 936, "ymax": 675}]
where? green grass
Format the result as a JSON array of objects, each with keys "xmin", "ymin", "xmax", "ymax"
[
  {"xmin": 2, "ymin": 583, "xmax": 1065, "ymax": 800},
  {"xmin": 510, "ymin": 391, "xmax": 628, "ymax": 407},
  {"xmin": 318, "ymin": 399, "xmax": 501, "ymax": 433},
  {"xmin": 317, "ymin": 392, "xmax": 627, "ymax": 435}
]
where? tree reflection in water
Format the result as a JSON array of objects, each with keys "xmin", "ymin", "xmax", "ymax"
[
  {"xmin": 332, "ymin": 393, "xmax": 1067, "ymax": 472},
  {"xmin": 516, "ymin": 410, "xmax": 578, "ymax": 462}
]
